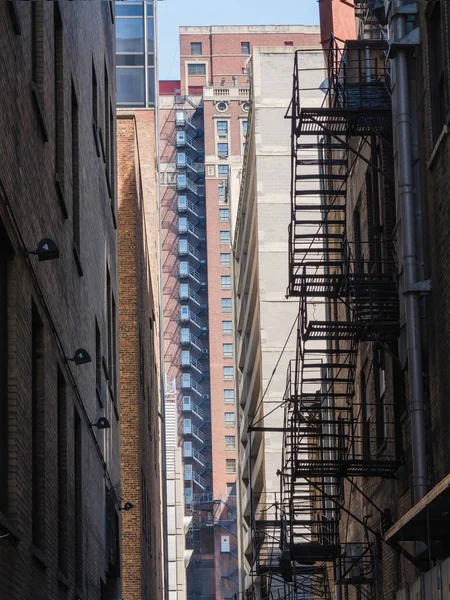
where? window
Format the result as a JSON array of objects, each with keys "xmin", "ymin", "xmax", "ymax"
[
  {"xmin": 220, "ymin": 231, "xmax": 231, "ymax": 245},
  {"xmin": 184, "ymin": 464, "xmax": 193, "ymax": 480},
  {"xmin": 223, "ymin": 344, "xmax": 233, "ymax": 358},
  {"xmin": 221, "ymin": 276, "xmax": 231, "ymax": 290},
  {"xmin": 74, "ymin": 411, "xmax": 82, "ymax": 589},
  {"xmin": 428, "ymin": 1, "xmax": 447, "ymax": 143},
  {"xmin": 221, "ymin": 535, "xmax": 231, "ymax": 552},
  {"xmin": 241, "ymin": 42, "xmax": 250, "ymax": 55},
  {"xmin": 226, "ymin": 458, "xmax": 236, "ymax": 473},
  {"xmin": 117, "ymin": 68, "xmax": 145, "ymax": 106},
  {"xmin": 226, "ymin": 482, "xmax": 236, "ymax": 496},
  {"xmin": 181, "ymin": 373, "xmax": 191, "ymax": 388},
  {"xmin": 222, "ymin": 298, "xmax": 232, "ymax": 313},
  {"xmin": 116, "ymin": 16, "xmax": 144, "ymax": 52},
  {"xmin": 190, "ymin": 42, "xmax": 202, "ymax": 56},
  {"xmin": 219, "ymin": 185, "xmax": 227, "ymax": 203},
  {"xmin": 95, "ymin": 318, "xmax": 102, "ymax": 401},
  {"xmin": 54, "ymin": 3, "xmax": 65, "ymax": 192},
  {"xmin": 217, "ymin": 120, "xmax": 228, "ymax": 135},
  {"xmin": 57, "ymin": 368, "xmax": 68, "ymax": 575},
  {"xmin": 284, "ymin": 41, "xmax": 293, "ymax": 46},
  {"xmin": 175, "ymin": 110, "xmax": 186, "ymax": 126},
  {"xmin": 242, "ymin": 102, "xmax": 250, "ymax": 113},
  {"xmin": 220, "ymin": 209, "xmax": 230, "ymax": 222},
  {"xmin": 72, "ymin": 84, "xmax": 80, "ymax": 256},
  {"xmin": 106, "ymin": 268, "xmax": 117, "ymax": 397},
  {"xmin": 374, "ymin": 346, "xmax": 387, "ymax": 447},
  {"xmin": 181, "ymin": 350, "xmax": 191, "ymax": 366},
  {"xmin": 178, "ymin": 217, "xmax": 188, "ymax": 233},
  {"xmin": 218, "ymin": 143, "xmax": 229, "ymax": 157},
  {"xmin": 180, "ymin": 328, "xmax": 190, "ymax": 344},
  {"xmin": 180, "ymin": 305, "xmax": 190, "ymax": 322},
  {"xmin": 224, "ymin": 389, "xmax": 235, "ymax": 404},
  {"xmin": 32, "ymin": 303, "xmax": 45, "ymax": 550},
  {"xmin": 225, "ymin": 435, "xmax": 236, "ymax": 450},
  {"xmin": 183, "ymin": 441, "xmax": 192, "ymax": 456},
  {"xmin": 224, "ymin": 367, "xmax": 234, "ymax": 381},
  {"xmin": 222, "ymin": 321, "xmax": 232, "ymax": 334},
  {"xmin": 218, "ymin": 165, "xmax": 229, "ymax": 177},
  {"xmin": 178, "ymin": 239, "xmax": 188, "ymax": 255},
  {"xmin": 360, "ymin": 370, "xmax": 370, "ymax": 461},
  {"xmin": 216, "ymin": 101, "xmax": 228, "ymax": 112},
  {"xmin": 177, "ymin": 173, "xmax": 187, "ymax": 189},
  {"xmin": 179, "ymin": 284, "xmax": 189, "ymax": 300},
  {"xmin": 224, "ymin": 413, "xmax": 235, "ymax": 427},
  {"xmin": 220, "ymin": 253, "xmax": 231, "ymax": 266},
  {"xmin": 242, "ymin": 121, "xmax": 248, "ymax": 137},
  {"xmin": 188, "ymin": 63, "xmax": 206, "ymax": 76}
]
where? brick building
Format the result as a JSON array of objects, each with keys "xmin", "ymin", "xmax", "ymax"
[
  {"xmin": 159, "ymin": 25, "xmax": 320, "ymax": 600},
  {"xmin": 0, "ymin": 2, "xmax": 120, "ymax": 600},
  {"xmin": 242, "ymin": 1, "xmax": 450, "ymax": 599},
  {"xmin": 117, "ymin": 112, "xmax": 164, "ymax": 600}
]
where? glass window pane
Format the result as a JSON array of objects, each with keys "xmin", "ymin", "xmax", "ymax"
[
  {"xmin": 188, "ymin": 64, "xmax": 206, "ymax": 76},
  {"xmin": 116, "ymin": 18, "xmax": 144, "ymax": 53},
  {"xmin": 115, "ymin": 5, "xmax": 144, "ymax": 17},
  {"xmin": 117, "ymin": 67, "xmax": 145, "ymax": 105},
  {"xmin": 148, "ymin": 66, "xmax": 155, "ymax": 105},
  {"xmin": 145, "ymin": 3, "xmax": 154, "ymax": 17},
  {"xmin": 218, "ymin": 165, "xmax": 229, "ymax": 177},
  {"xmin": 217, "ymin": 121, "xmax": 228, "ymax": 134},
  {"xmin": 147, "ymin": 18, "xmax": 155, "ymax": 52},
  {"xmin": 224, "ymin": 389, "xmax": 234, "ymax": 403},
  {"xmin": 220, "ymin": 231, "xmax": 230, "ymax": 244},
  {"xmin": 116, "ymin": 54, "xmax": 145, "ymax": 67}
]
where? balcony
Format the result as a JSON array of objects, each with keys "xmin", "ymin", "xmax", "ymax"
[
  {"xmin": 203, "ymin": 86, "xmax": 250, "ymax": 101},
  {"xmin": 184, "ymin": 445, "xmax": 205, "ymax": 467},
  {"xmin": 183, "ymin": 421, "xmax": 205, "ymax": 443}
]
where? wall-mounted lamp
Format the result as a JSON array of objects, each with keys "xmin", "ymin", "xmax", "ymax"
[
  {"xmin": 119, "ymin": 502, "xmax": 134, "ymax": 512},
  {"xmin": 90, "ymin": 417, "xmax": 111, "ymax": 430},
  {"xmin": 66, "ymin": 348, "xmax": 91, "ymax": 366},
  {"xmin": 26, "ymin": 238, "xmax": 60, "ymax": 261}
]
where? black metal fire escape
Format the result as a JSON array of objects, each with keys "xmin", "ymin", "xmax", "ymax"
[{"xmin": 245, "ymin": 24, "xmax": 401, "ymax": 599}]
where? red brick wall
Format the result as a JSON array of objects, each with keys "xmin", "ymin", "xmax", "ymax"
[{"xmin": 117, "ymin": 114, "xmax": 164, "ymax": 600}]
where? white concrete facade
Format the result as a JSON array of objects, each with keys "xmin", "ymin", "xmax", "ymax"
[{"xmin": 232, "ymin": 46, "xmax": 325, "ymax": 597}]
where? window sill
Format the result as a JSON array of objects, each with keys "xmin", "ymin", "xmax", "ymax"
[
  {"xmin": 31, "ymin": 83, "xmax": 48, "ymax": 142},
  {"xmin": 55, "ymin": 174, "xmax": 68, "ymax": 219},
  {"xmin": 427, "ymin": 125, "xmax": 448, "ymax": 170},
  {"xmin": 31, "ymin": 545, "xmax": 47, "ymax": 570},
  {"xmin": 0, "ymin": 511, "xmax": 22, "ymax": 541},
  {"xmin": 72, "ymin": 243, "xmax": 83, "ymax": 277}
]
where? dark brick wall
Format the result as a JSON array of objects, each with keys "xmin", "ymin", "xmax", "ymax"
[{"xmin": 0, "ymin": 2, "xmax": 119, "ymax": 600}]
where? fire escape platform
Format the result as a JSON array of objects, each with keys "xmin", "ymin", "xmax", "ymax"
[
  {"xmin": 295, "ymin": 458, "xmax": 399, "ymax": 478},
  {"xmin": 295, "ymin": 107, "xmax": 392, "ymax": 138}
]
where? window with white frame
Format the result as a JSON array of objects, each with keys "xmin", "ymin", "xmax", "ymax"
[
  {"xmin": 224, "ymin": 412, "xmax": 235, "ymax": 427},
  {"xmin": 218, "ymin": 185, "xmax": 227, "ymax": 203},
  {"xmin": 218, "ymin": 165, "xmax": 229, "ymax": 177},
  {"xmin": 223, "ymin": 344, "xmax": 233, "ymax": 358},
  {"xmin": 219, "ymin": 209, "xmax": 230, "ymax": 222},
  {"xmin": 220, "ymin": 253, "xmax": 231, "ymax": 266},
  {"xmin": 217, "ymin": 143, "xmax": 228, "ymax": 157},
  {"xmin": 181, "ymin": 373, "xmax": 191, "ymax": 388},
  {"xmin": 222, "ymin": 320, "xmax": 232, "ymax": 334},
  {"xmin": 220, "ymin": 231, "xmax": 230, "ymax": 245},
  {"xmin": 217, "ymin": 120, "xmax": 228, "ymax": 135},
  {"xmin": 221, "ymin": 276, "xmax": 231, "ymax": 290},
  {"xmin": 223, "ymin": 366, "xmax": 234, "ymax": 381},
  {"xmin": 224, "ymin": 389, "xmax": 234, "ymax": 403},
  {"xmin": 225, "ymin": 435, "xmax": 235, "ymax": 450},
  {"xmin": 222, "ymin": 298, "xmax": 232, "ymax": 312},
  {"xmin": 226, "ymin": 458, "xmax": 236, "ymax": 472},
  {"xmin": 187, "ymin": 63, "xmax": 206, "ymax": 76}
]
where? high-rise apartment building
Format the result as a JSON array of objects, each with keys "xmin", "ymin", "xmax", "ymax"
[
  {"xmin": 0, "ymin": 2, "xmax": 120, "ymax": 599},
  {"xmin": 115, "ymin": 2, "xmax": 165, "ymax": 598},
  {"xmin": 159, "ymin": 25, "xmax": 320, "ymax": 600}
]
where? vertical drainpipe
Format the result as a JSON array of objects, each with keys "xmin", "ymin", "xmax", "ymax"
[
  {"xmin": 153, "ymin": 1, "xmax": 170, "ymax": 596},
  {"xmin": 390, "ymin": 1, "xmax": 428, "ymax": 502}
]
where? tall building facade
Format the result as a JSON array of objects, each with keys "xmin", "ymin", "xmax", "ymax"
[
  {"xmin": 159, "ymin": 25, "xmax": 320, "ymax": 600},
  {"xmin": 115, "ymin": 1, "xmax": 166, "ymax": 598},
  {"xmin": 232, "ymin": 45, "xmax": 323, "ymax": 599},
  {"xmin": 241, "ymin": 1, "xmax": 450, "ymax": 600},
  {"xmin": 0, "ymin": 2, "xmax": 120, "ymax": 599},
  {"xmin": 117, "ymin": 112, "xmax": 164, "ymax": 600}
]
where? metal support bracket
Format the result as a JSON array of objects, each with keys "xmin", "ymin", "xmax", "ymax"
[
  {"xmin": 388, "ymin": 28, "xmax": 420, "ymax": 58},
  {"xmin": 403, "ymin": 279, "xmax": 432, "ymax": 296}
]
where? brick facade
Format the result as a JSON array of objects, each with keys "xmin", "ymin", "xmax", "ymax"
[
  {"xmin": 117, "ymin": 113, "xmax": 164, "ymax": 600},
  {"xmin": 0, "ymin": 2, "xmax": 120, "ymax": 600}
]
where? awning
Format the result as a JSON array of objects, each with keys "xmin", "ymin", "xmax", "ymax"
[{"xmin": 385, "ymin": 474, "xmax": 450, "ymax": 543}]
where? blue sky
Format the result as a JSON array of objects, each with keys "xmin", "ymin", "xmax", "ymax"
[{"xmin": 156, "ymin": 0, "xmax": 320, "ymax": 80}]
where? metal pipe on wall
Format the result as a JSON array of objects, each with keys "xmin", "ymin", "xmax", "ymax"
[{"xmin": 390, "ymin": 1, "xmax": 428, "ymax": 502}]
